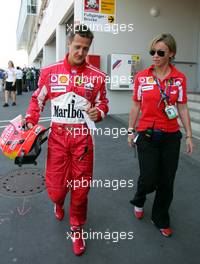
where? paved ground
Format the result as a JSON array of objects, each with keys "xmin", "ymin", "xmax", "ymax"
[{"xmin": 0, "ymin": 92, "xmax": 199, "ymax": 264}]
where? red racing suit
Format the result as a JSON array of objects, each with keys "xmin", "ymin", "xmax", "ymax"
[{"xmin": 25, "ymin": 55, "xmax": 109, "ymax": 226}]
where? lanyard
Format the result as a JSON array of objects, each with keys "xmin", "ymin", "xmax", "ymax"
[{"xmin": 155, "ymin": 77, "xmax": 173, "ymax": 107}]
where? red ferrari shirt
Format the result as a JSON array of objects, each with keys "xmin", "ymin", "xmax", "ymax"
[{"xmin": 133, "ymin": 64, "xmax": 187, "ymax": 132}]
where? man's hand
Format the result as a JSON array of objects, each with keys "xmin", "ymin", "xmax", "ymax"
[
  {"xmin": 26, "ymin": 122, "xmax": 34, "ymax": 129},
  {"xmin": 87, "ymin": 107, "xmax": 99, "ymax": 121}
]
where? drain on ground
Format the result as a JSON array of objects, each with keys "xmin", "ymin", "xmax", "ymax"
[{"xmin": 0, "ymin": 168, "xmax": 45, "ymax": 197}]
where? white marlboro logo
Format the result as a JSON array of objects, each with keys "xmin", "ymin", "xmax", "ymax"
[{"xmin": 51, "ymin": 86, "xmax": 67, "ymax": 92}]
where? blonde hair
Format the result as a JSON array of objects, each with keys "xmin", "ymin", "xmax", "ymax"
[{"xmin": 150, "ymin": 33, "xmax": 177, "ymax": 60}]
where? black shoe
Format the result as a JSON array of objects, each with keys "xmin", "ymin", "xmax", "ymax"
[
  {"xmin": 12, "ymin": 102, "xmax": 16, "ymax": 106},
  {"xmin": 3, "ymin": 103, "xmax": 9, "ymax": 107}
]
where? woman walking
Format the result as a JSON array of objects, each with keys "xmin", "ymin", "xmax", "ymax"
[
  {"xmin": 128, "ymin": 33, "xmax": 193, "ymax": 237},
  {"xmin": 3, "ymin": 61, "xmax": 16, "ymax": 107}
]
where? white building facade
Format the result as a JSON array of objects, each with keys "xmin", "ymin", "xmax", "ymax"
[{"xmin": 17, "ymin": 0, "xmax": 200, "ymax": 115}]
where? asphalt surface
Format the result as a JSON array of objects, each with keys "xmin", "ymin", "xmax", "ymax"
[{"xmin": 0, "ymin": 92, "xmax": 199, "ymax": 264}]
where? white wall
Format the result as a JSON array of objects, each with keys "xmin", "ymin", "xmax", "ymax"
[
  {"xmin": 29, "ymin": 0, "xmax": 74, "ymax": 63},
  {"xmin": 43, "ymin": 40, "xmax": 56, "ymax": 66},
  {"xmin": 56, "ymin": 24, "xmax": 67, "ymax": 61},
  {"xmin": 91, "ymin": 0, "xmax": 200, "ymax": 114}
]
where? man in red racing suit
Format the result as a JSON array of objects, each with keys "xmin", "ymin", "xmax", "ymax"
[{"xmin": 25, "ymin": 25, "xmax": 108, "ymax": 256}]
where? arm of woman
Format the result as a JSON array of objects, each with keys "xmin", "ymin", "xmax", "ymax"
[
  {"xmin": 12, "ymin": 71, "xmax": 16, "ymax": 86},
  {"xmin": 177, "ymin": 103, "xmax": 193, "ymax": 154},
  {"xmin": 128, "ymin": 101, "xmax": 141, "ymax": 147}
]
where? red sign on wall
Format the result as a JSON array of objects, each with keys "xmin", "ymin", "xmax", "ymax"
[{"xmin": 84, "ymin": 0, "xmax": 100, "ymax": 13}]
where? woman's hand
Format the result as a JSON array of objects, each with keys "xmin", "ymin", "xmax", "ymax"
[
  {"xmin": 177, "ymin": 103, "xmax": 193, "ymax": 155},
  {"xmin": 128, "ymin": 133, "xmax": 136, "ymax": 148},
  {"xmin": 186, "ymin": 137, "xmax": 193, "ymax": 155}
]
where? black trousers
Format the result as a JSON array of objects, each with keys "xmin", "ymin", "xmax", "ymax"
[
  {"xmin": 16, "ymin": 79, "xmax": 22, "ymax": 95},
  {"xmin": 131, "ymin": 131, "xmax": 182, "ymax": 228}
]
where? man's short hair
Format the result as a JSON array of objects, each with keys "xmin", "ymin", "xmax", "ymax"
[{"xmin": 69, "ymin": 24, "xmax": 94, "ymax": 43}]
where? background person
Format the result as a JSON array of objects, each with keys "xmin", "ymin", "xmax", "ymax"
[
  {"xmin": 31, "ymin": 67, "xmax": 37, "ymax": 90},
  {"xmin": 34, "ymin": 68, "xmax": 40, "ymax": 90},
  {"xmin": 128, "ymin": 33, "xmax": 193, "ymax": 237},
  {"xmin": 25, "ymin": 24, "xmax": 108, "ymax": 256},
  {"xmin": 3, "ymin": 60, "xmax": 16, "ymax": 107},
  {"xmin": 0, "ymin": 68, "xmax": 4, "ymax": 97},
  {"xmin": 22, "ymin": 67, "xmax": 28, "ymax": 92},
  {"xmin": 16, "ymin": 66, "xmax": 23, "ymax": 95},
  {"xmin": 25, "ymin": 67, "xmax": 33, "ymax": 92}
]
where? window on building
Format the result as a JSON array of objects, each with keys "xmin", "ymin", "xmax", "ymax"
[{"xmin": 27, "ymin": 0, "xmax": 37, "ymax": 14}]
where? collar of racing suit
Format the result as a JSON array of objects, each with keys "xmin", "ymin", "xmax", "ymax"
[{"xmin": 64, "ymin": 54, "xmax": 88, "ymax": 74}]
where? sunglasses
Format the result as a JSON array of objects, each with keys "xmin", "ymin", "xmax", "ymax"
[{"xmin": 149, "ymin": 50, "xmax": 165, "ymax": 57}]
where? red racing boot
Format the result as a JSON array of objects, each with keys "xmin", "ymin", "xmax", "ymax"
[
  {"xmin": 54, "ymin": 204, "xmax": 65, "ymax": 221},
  {"xmin": 70, "ymin": 226, "xmax": 86, "ymax": 256}
]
